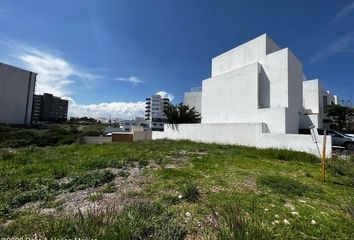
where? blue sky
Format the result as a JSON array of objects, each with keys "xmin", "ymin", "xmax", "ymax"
[{"xmin": 0, "ymin": 0, "xmax": 353, "ymax": 118}]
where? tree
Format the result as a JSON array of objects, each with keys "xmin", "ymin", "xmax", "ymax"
[
  {"xmin": 325, "ymin": 104, "xmax": 354, "ymax": 133},
  {"xmin": 163, "ymin": 103, "xmax": 201, "ymax": 124}
]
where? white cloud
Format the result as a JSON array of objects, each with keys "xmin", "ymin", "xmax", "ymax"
[
  {"xmin": 68, "ymin": 101, "xmax": 145, "ymax": 119},
  {"xmin": 328, "ymin": 2, "xmax": 354, "ymax": 27},
  {"xmin": 309, "ymin": 32, "xmax": 354, "ymax": 64},
  {"xmin": 116, "ymin": 76, "xmax": 144, "ymax": 84},
  {"xmin": 155, "ymin": 91, "xmax": 174, "ymax": 101},
  {"xmin": 18, "ymin": 49, "xmax": 103, "ymax": 97}
]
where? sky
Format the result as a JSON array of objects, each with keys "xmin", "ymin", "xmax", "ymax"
[{"xmin": 0, "ymin": 0, "xmax": 353, "ymax": 119}]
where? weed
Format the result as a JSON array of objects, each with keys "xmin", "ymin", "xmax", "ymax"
[
  {"xmin": 88, "ymin": 192, "xmax": 103, "ymax": 202},
  {"xmin": 99, "ymin": 182, "xmax": 117, "ymax": 193},
  {"xmin": 65, "ymin": 170, "xmax": 115, "ymax": 192},
  {"xmin": 117, "ymin": 170, "xmax": 130, "ymax": 178},
  {"xmin": 0, "ymin": 201, "xmax": 186, "ymax": 239},
  {"xmin": 209, "ymin": 202, "xmax": 274, "ymax": 240},
  {"xmin": 180, "ymin": 181, "xmax": 200, "ymax": 202}
]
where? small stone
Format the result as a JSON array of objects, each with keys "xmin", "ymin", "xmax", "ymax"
[
  {"xmin": 178, "ymin": 194, "xmax": 183, "ymax": 199},
  {"xmin": 291, "ymin": 211, "xmax": 299, "ymax": 216},
  {"xmin": 271, "ymin": 220, "xmax": 280, "ymax": 225},
  {"xmin": 264, "ymin": 208, "xmax": 269, "ymax": 211},
  {"xmin": 197, "ymin": 222, "xmax": 202, "ymax": 227},
  {"xmin": 185, "ymin": 212, "xmax": 191, "ymax": 217},
  {"xmin": 270, "ymin": 204, "xmax": 276, "ymax": 207},
  {"xmin": 284, "ymin": 203, "xmax": 296, "ymax": 211},
  {"xmin": 283, "ymin": 219, "xmax": 290, "ymax": 225},
  {"xmin": 274, "ymin": 214, "xmax": 279, "ymax": 218},
  {"xmin": 311, "ymin": 220, "xmax": 316, "ymax": 225}
]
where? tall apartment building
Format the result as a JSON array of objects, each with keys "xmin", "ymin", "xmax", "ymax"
[
  {"xmin": 0, "ymin": 62, "xmax": 37, "ymax": 125},
  {"xmin": 145, "ymin": 95, "xmax": 170, "ymax": 131},
  {"xmin": 32, "ymin": 93, "xmax": 69, "ymax": 122}
]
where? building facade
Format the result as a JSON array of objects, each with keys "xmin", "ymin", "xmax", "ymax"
[
  {"xmin": 183, "ymin": 87, "xmax": 202, "ymax": 115},
  {"xmin": 145, "ymin": 95, "xmax": 170, "ymax": 131},
  {"xmin": 183, "ymin": 34, "xmax": 338, "ymax": 134},
  {"xmin": 32, "ymin": 93, "xmax": 68, "ymax": 122},
  {"xmin": 301, "ymin": 79, "xmax": 338, "ymax": 129},
  {"xmin": 0, "ymin": 62, "xmax": 37, "ymax": 125}
]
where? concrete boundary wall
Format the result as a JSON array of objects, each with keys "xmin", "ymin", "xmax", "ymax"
[
  {"xmin": 152, "ymin": 123, "xmax": 332, "ymax": 158},
  {"xmin": 84, "ymin": 136, "xmax": 112, "ymax": 144}
]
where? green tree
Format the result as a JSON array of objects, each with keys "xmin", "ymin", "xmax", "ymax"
[
  {"xmin": 325, "ymin": 104, "xmax": 354, "ymax": 133},
  {"xmin": 163, "ymin": 103, "xmax": 201, "ymax": 124}
]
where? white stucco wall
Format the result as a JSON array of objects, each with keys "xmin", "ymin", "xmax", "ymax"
[
  {"xmin": 184, "ymin": 91, "xmax": 202, "ymax": 115},
  {"xmin": 202, "ymin": 63, "xmax": 260, "ymax": 124},
  {"xmin": 0, "ymin": 63, "xmax": 36, "ymax": 125},
  {"xmin": 153, "ymin": 123, "xmax": 332, "ymax": 158},
  {"xmin": 211, "ymin": 34, "xmax": 280, "ymax": 77}
]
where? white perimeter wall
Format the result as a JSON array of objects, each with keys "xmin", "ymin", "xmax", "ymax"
[{"xmin": 153, "ymin": 123, "xmax": 332, "ymax": 158}]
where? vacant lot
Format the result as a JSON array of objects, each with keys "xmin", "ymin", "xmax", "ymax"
[{"xmin": 0, "ymin": 140, "xmax": 353, "ymax": 239}]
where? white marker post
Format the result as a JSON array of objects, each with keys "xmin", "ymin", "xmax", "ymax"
[{"xmin": 309, "ymin": 125, "xmax": 321, "ymax": 158}]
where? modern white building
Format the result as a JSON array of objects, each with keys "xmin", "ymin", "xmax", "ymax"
[
  {"xmin": 0, "ymin": 62, "xmax": 37, "ymax": 125},
  {"xmin": 145, "ymin": 95, "xmax": 170, "ymax": 131},
  {"xmin": 183, "ymin": 34, "xmax": 338, "ymax": 134},
  {"xmin": 301, "ymin": 79, "xmax": 339, "ymax": 130},
  {"xmin": 184, "ymin": 87, "xmax": 202, "ymax": 115},
  {"xmin": 153, "ymin": 34, "xmax": 337, "ymax": 157}
]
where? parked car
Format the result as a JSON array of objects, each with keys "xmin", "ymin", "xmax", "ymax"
[
  {"xmin": 317, "ymin": 129, "xmax": 354, "ymax": 150},
  {"xmin": 299, "ymin": 128, "xmax": 354, "ymax": 150}
]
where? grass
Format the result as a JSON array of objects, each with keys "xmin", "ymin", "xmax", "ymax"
[{"xmin": 0, "ymin": 140, "xmax": 353, "ymax": 239}]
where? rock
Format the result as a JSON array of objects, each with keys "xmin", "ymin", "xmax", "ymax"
[
  {"xmin": 185, "ymin": 212, "xmax": 191, "ymax": 217},
  {"xmin": 291, "ymin": 211, "xmax": 299, "ymax": 216},
  {"xmin": 178, "ymin": 194, "xmax": 183, "ymax": 199},
  {"xmin": 264, "ymin": 208, "xmax": 269, "ymax": 211},
  {"xmin": 311, "ymin": 220, "xmax": 316, "ymax": 225},
  {"xmin": 284, "ymin": 203, "xmax": 296, "ymax": 211},
  {"xmin": 274, "ymin": 214, "xmax": 279, "ymax": 218},
  {"xmin": 270, "ymin": 204, "xmax": 276, "ymax": 207},
  {"xmin": 271, "ymin": 220, "xmax": 280, "ymax": 225},
  {"xmin": 283, "ymin": 219, "xmax": 290, "ymax": 225}
]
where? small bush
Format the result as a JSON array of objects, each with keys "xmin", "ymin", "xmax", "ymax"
[
  {"xmin": 0, "ymin": 148, "xmax": 15, "ymax": 160},
  {"xmin": 180, "ymin": 181, "xmax": 200, "ymax": 202}
]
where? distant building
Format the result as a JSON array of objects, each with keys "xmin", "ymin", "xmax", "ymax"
[
  {"xmin": 183, "ymin": 87, "xmax": 202, "ymax": 115},
  {"xmin": 0, "ymin": 62, "xmax": 37, "ymax": 125},
  {"xmin": 32, "ymin": 93, "xmax": 68, "ymax": 122},
  {"xmin": 119, "ymin": 117, "xmax": 150, "ymax": 132},
  {"xmin": 145, "ymin": 95, "xmax": 170, "ymax": 131}
]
